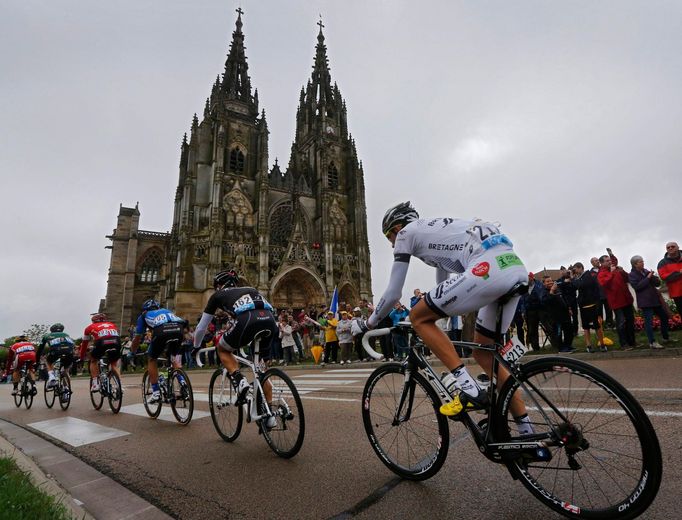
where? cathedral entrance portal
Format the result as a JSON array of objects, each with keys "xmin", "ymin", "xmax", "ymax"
[{"xmin": 270, "ymin": 267, "xmax": 326, "ymax": 311}]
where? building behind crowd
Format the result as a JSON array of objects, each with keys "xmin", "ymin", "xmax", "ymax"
[{"xmin": 101, "ymin": 12, "xmax": 372, "ymax": 330}]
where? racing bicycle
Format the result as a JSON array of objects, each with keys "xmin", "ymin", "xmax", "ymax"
[
  {"xmin": 89, "ymin": 348, "xmax": 123, "ymax": 414},
  {"xmin": 197, "ymin": 329, "xmax": 305, "ymax": 458},
  {"xmin": 361, "ymin": 282, "xmax": 662, "ymax": 520},
  {"xmin": 44, "ymin": 354, "xmax": 72, "ymax": 410},
  {"xmin": 13, "ymin": 361, "xmax": 37, "ymax": 409},
  {"xmin": 141, "ymin": 356, "xmax": 194, "ymax": 425}
]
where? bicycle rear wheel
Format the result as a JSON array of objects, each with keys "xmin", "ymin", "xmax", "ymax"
[
  {"xmin": 44, "ymin": 380, "xmax": 56, "ymax": 408},
  {"xmin": 107, "ymin": 372, "xmax": 122, "ymax": 414},
  {"xmin": 208, "ymin": 368, "xmax": 243, "ymax": 442},
  {"xmin": 142, "ymin": 370, "xmax": 162, "ymax": 418},
  {"xmin": 24, "ymin": 380, "xmax": 34, "ymax": 409},
  {"xmin": 90, "ymin": 376, "xmax": 104, "ymax": 410},
  {"xmin": 494, "ymin": 356, "xmax": 662, "ymax": 520},
  {"xmin": 58, "ymin": 374, "xmax": 71, "ymax": 411},
  {"xmin": 362, "ymin": 363, "xmax": 449, "ymax": 481},
  {"xmin": 14, "ymin": 382, "xmax": 23, "ymax": 407},
  {"xmin": 169, "ymin": 369, "xmax": 193, "ymax": 425},
  {"xmin": 260, "ymin": 368, "xmax": 305, "ymax": 458}
]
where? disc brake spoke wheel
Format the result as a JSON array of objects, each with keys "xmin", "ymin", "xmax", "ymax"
[
  {"xmin": 169, "ymin": 369, "xmax": 193, "ymax": 425},
  {"xmin": 90, "ymin": 376, "xmax": 104, "ymax": 410},
  {"xmin": 362, "ymin": 363, "xmax": 449, "ymax": 481},
  {"xmin": 44, "ymin": 379, "xmax": 56, "ymax": 408},
  {"xmin": 208, "ymin": 369, "xmax": 243, "ymax": 441},
  {"xmin": 494, "ymin": 356, "xmax": 662, "ymax": 520},
  {"xmin": 261, "ymin": 368, "xmax": 305, "ymax": 458},
  {"xmin": 58, "ymin": 374, "xmax": 71, "ymax": 411},
  {"xmin": 142, "ymin": 370, "xmax": 162, "ymax": 418},
  {"xmin": 107, "ymin": 372, "xmax": 122, "ymax": 414}
]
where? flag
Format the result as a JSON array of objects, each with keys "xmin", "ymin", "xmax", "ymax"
[{"xmin": 329, "ymin": 286, "xmax": 339, "ymax": 317}]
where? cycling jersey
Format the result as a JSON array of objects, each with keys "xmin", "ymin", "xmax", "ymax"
[
  {"xmin": 203, "ymin": 287, "xmax": 274, "ymax": 317},
  {"xmin": 134, "ymin": 308, "xmax": 186, "ymax": 360},
  {"xmin": 135, "ymin": 309, "xmax": 186, "ymax": 335},
  {"xmin": 6, "ymin": 341, "xmax": 37, "ymax": 374},
  {"xmin": 38, "ymin": 332, "xmax": 75, "ymax": 359},
  {"xmin": 82, "ymin": 321, "xmax": 121, "ymax": 361}
]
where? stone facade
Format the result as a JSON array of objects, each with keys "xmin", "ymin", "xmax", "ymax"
[{"xmin": 102, "ymin": 12, "xmax": 372, "ymax": 330}]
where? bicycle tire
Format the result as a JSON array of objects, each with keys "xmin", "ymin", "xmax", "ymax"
[
  {"xmin": 169, "ymin": 369, "xmax": 193, "ymax": 425},
  {"xmin": 90, "ymin": 376, "xmax": 104, "ymax": 410},
  {"xmin": 14, "ymin": 381, "xmax": 23, "ymax": 407},
  {"xmin": 362, "ymin": 363, "xmax": 449, "ymax": 481},
  {"xmin": 24, "ymin": 380, "xmax": 34, "ymax": 409},
  {"xmin": 44, "ymin": 379, "xmax": 56, "ymax": 408},
  {"xmin": 493, "ymin": 356, "xmax": 662, "ymax": 520},
  {"xmin": 107, "ymin": 372, "xmax": 122, "ymax": 414},
  {"xmin": 142, "ymin": 370, "xmax": 162, "ymax": 418},
  {"xmin": 59, "ymin": 374, "xmax": 71, "ymax": 411},
  {"xmin": 208, "ymin": 368, "xmax": 243, "ymax": 442},
  {"xmin": 261, "ymin": 368, "xmax": 305, "ymax": 458}
]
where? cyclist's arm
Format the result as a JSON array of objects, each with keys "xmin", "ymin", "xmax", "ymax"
[
  {"xmin": 368, "ymin": 259, "xmax": 410, "ymax": 329},
  {"xmin": 194, "ymin": 312, "xmax": 214, "ymax": 350}
]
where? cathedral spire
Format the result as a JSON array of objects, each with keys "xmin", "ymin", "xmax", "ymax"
[
  {"xmin": 221, "ymin": 7, "xmax": 253, "ymax": 105},
  {"xmin": 311, "ymin": 17, "xmax": 333, "ymax": 110}
]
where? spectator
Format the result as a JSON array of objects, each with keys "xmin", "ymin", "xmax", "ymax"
[
  {"xmin": 657, "ymin": 242, "xmax": 682, "ymax": 313},
  {"xmin": 543, "ymin": 275, "xmax": 575, "ymax": 352},
  {"xmin": 182, "ymin": 326, "xmax": 195, "ymax": 368},
  {"xmin": 557, "ymin": 266, "xmax": 579, "ymax": 335},
  {"xmin": 629, "ymin": 255, "xmax": 669, "ymax": 349},
  {"xmin": 289, "ymin": 315, "xmax": 305, "ymax": 361},
  {"xmin": 322, "ymin": 311, "xmax": 339, "ymax": 365},
  {"xmin": 597, "ymin": 250, "xmax": 636, "ymax": 350},
  {"xmin": 350, "ymin": 307, "xmax": 367, "ymax": 361},
  {"xmin": 388, "ymin": 301, "xmax": 410, "ymax": 359},
  {"xmin": 571, "ymin": 262, "xmax": 606, "ymax": 352},
  {"xmin": 591, "ymin": 257, "xmax": 615, "ymax": 328},
  {"xmin": 336, "ymin": 311, "xmax": 353, "ymax": 364},
  {"xmin": 525, "ymin": 273, "xmax": 559, "ymax": 350},
  {"xmin": 410, "ymin": 289, "xmax": 423, "ymax": 308},
  {"xmin": 511, "ymin": 296, "xmax": 526, "ymax": 346},
  {"xmin": 278, "ymin": 313, "xmax": 296, "ymax": 366}
]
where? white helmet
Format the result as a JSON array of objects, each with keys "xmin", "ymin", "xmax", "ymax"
[{"xmin": 382, "ymin": 201, "xmax": 419, "ymax": 235}]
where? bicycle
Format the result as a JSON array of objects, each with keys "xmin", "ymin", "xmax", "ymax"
[
  {"xmin": 44, "ymin": 355, "xmax": 72, "ymax": 410},
  {"xmin": 197, "ymin": 330, "xmax": 305, "ymax": 458},
  {"xmin": 141, "ymin": 356, "xmax": 194, "ymax": 425},
  {"xmin": 361, "ymin": 282, "xmax": 662, "ymax": 520},
  {"xmin": 89, "ymin": 348, "xmax": 123, "ymax": 414},
  {"xmin": 12, "ymin": 361, "xmax": 37, "ymax": 409}
]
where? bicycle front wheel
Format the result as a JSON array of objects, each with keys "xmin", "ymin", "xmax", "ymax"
[
  {"xmin": 14, "ymin": 382, "xmax": 23, "ymax": 407},
  {"xmin": 44, "ymin": 380, "xmax": 56, "ymax": 408},
  {"xmin": 107, "ymin": 372, "xmax": 122, "ymax": 414},
  {"xmin": 58, "ymin": 374, "xmax": 71, "ymax": 411},
  {"xmin": 90, "ymin": 377, "xmax": 104, "ymax": 410},
  {"xmin": 261, "ymin": 368, "xmax": 305, "ymax": 458},
  {"xmin": 494, "ymin": 356, "xmax": 662, "ymax": 520},
  {"xmin": 208, "ymin": 368, "xmax": 243, "ymax": 442},
  {"xmin": 361, "ymin": 363, "xmax": 449, "ymax": 481},
  {"xmin": 169, "ymin": 369, "xmax": 193, "ymax": 425},
  {"xmin": 142, "ymin": 371, "xmax": 161, "ymax": 418},
  {"xmin": 24, "ymin": 380, "xmax": 34, "ymax": 409}
]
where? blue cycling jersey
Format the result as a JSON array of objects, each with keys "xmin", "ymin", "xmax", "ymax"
[{"xmin": 135, "ymin": 308, "xmax": 185, "ymax": 335}]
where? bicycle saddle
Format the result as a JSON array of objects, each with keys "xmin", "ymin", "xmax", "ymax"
[{"xmin": 497, "ymin": 282, "xmax": 529, "ymax": 305}]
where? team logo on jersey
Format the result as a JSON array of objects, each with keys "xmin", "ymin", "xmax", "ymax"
[
  {"xmin": 495, "ymin": 253, "xmax": 523, "ymax": 270},
  {"xmin": 472, "ymin": 262, "xmax": 490, "ymax": 279},
  {"xmin": 427, "ymin": 218, "xmax": 454, "ymax": 228}
]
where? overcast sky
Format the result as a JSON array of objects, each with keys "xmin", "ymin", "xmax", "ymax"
[{"xmin": 2, "ymin": 0, "xmax": 681, "ymax": 338}]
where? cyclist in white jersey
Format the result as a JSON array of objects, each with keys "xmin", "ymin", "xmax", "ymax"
[{"xmin": 367, "ymin": 202, "xmax": 533, "ymax": 428}]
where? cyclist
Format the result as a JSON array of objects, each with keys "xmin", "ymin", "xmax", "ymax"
[
  {"xmin": 367, "ymin": 202, "xmax": 536, "ymax": 435},
  {"xmin": 81, "ymin": 313, "xmax": 122, "ymax": 392},
  {"xmin": 37, "ymin": 323, "xmax": 75, "ymax": 389},
  {"xmin": 193, "ymin": 269, "xmax": 278, "ymax": 428},
  {"xmin": 130, "ymin": 299, "xmax": 187, "ymax": 403},
  {"xmin": 5, "ymin": 335, "xmax": 37, "ymax": 396}
]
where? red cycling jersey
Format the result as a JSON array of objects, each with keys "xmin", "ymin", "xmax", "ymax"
[
  {"xmin": 81, "ymin": 322, "xmax": 120, "ymax": 360},
  {"xmin": 5, "ymin": 341, "xmax": 37, "ymax": 375}
]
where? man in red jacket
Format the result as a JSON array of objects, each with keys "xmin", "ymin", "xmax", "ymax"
[
  {"xmin": 597, "ymin": 249, "xmax": 636, "ymax": 350},
  {"xmin": 657, "ymin": 242, "xmax": 682, "ymax": 313}
]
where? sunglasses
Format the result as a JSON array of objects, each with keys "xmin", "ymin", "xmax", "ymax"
[{"xmin": 667, "ymin": 245, "xmax": 678, "ymax": 249}]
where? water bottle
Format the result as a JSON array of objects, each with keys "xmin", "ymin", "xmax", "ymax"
[{"xmin": 441, "ymin": 372, "xmax": 457, "ymax": 395}]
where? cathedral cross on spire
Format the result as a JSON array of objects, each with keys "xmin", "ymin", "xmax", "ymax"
[
  {"xmin": 236, "ymin": 7, "xmax": 244, "ymax": 16},
  {"xmin": 317, "ymin": 15, "xmax": 324, "ymax": 31}
]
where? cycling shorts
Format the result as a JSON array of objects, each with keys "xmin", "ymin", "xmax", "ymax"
[
  {"xmin": 91, "ymin": 337, "xmax": 122, "ymax": 362},
  {"xmin": 147, "ymin": 322, "xmax": 184, "ymax": 360},
  {"xmin": 422, "ymin": 247, "xmax": 528, "ymax": 339},
  {"xmin": 218, "ymin": 309, "xmax": 277, "ymax": 360},
  {"xmin": 580, "ymin": 304, "xmax": 600, "ymax": 330},
  {"xmin": 11, "ymin": 352, "xmax": 37, "ymax": 372},
  {"xmin": 45, "ymin": 347, "xmax": 74, "ymax": 367}
]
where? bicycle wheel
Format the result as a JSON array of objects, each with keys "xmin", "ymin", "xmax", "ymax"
[
  {"xmin": 90, "ymin": 376, "xmax": 104, "ymax": 410},
  {"xmin": 44, "ymin": 380, "xmax": 56, "ymax": 408},
  {"xmin": 169, "ymin": 369, "xmax": 193, "ymax": 425},
  {"xmin": 107, "ymin": 372, "xmax": 122, "ymax": 414},
  {"xmin": 58, "ymin": 374, "xmax": 71, "ymax": 411},
  {"xmin": 208, "ymin": 368, "xmax": 243, "ymax": 442},
  {"xmin": 142, "ymin": 370, "xmax": 161, "ymax": 418},
  {"xmin": 24, "ymin": 380, "xmax": 34, "ymax": 409},
  {"xmin": 260, "ymin": 368, "xmax": 305, "ymax": 458},
  {"xmin": 362, "ymin": 363, "xmax": 449, "ymax": 481},
  {"xmin": 493, "ymin": 356, "xmax": 662, "ymax": 520},
  {"xmin": 14, "ymin": 381, "xmax": 23, "ymax": 407}
]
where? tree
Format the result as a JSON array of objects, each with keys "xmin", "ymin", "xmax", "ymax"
[{"xmin": 22, "ymin": 324, "xmax": 49, "ymax": 344}]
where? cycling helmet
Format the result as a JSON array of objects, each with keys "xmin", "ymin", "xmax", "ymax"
[
  {"xmin": 91, "ymin": 313, "xmax": 107, "ymax": 322},
  {"xmin": 142, "ymin": 299, "xmax": 160, "ymax": 312},
  {"xmin": 381, "ymin": 201, "xmax": 419, "ymax": 236},
  {"xmin": 50, "ymin": 323, "xmax": 64, "ymax": 333},
  {"xmin": 214, "ymin": 269, "xmax": 240, "ymax": 289},
  {"xmin": 16, "ymin": 334, "xmax": 28, "ymax": 341}
]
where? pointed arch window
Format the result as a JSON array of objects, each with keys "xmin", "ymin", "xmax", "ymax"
[
  {"xmin": 229, "ymin": 147, "xmax": 245, "ymax": 173},
  {"xmin": 138, "ymin": 250, "xmax": 163, "ymax": 283},
  {"xmin": 327, "ymin": 162, "xmax": 339, "ymax": 190}
]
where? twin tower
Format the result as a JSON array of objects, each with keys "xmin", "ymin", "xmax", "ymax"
[{"xmin": 102, "ymin": 11, "xmax": 372, "ymax": 329}]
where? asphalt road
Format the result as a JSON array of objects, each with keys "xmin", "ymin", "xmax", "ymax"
[{"xmin": 1, "ymin": 357, "xmax": 680, "ymax": 520}]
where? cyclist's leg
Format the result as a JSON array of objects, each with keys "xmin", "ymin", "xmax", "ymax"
[{"xmin": 410, "ymin": 301, "xmax": 464, "ymax": 370}]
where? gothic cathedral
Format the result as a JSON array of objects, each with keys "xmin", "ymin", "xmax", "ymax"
[{"xmin": 102, "ymin": 12, "xmax": 372, "ymax": 330}]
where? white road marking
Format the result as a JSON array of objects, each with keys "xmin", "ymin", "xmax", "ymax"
[
  {"xmin": 532, "ymin": 387, "xmax": 682, "ymax": 392},
  {"xmin": 291, "ymin": 379, "xmax": 359, "ymax": 385},
  {"xmin": 295, "ymin": 373, "xmax": 370, "ymax": 378},
  {"xmin": 325, "ymin": 369, "xmax": 375, "ymax": 373},
  {"xmin": 299, "ymin": 396, "xmax": 358, "ymax": 402},
  {"xmin": 119, "ymin": 403, "xmax": 210, "ymax": 422},
  {"xmin": 28, "ymin": 417, "xmax": 130, "ymax": 447},
  {"xmin": 528, "ymin": 406, "xmax": 682, "ymax": 418}
]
